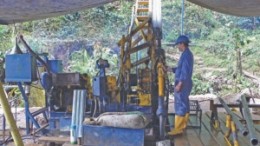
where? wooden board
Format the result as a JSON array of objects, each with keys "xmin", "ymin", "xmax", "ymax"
[
  {"xmin": 63, "ymin": 143, "xmax": 80, "ymax": 146},
  {"xmin": 188, "ymin": 114, "xmax": 219, "ymax": 146},
  {"xmin": 38, "ymin": 136, "xmax": 70, "ymax": 144}
]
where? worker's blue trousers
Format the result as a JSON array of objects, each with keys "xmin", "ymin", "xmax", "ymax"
[{"xmin": 174, "ymin": 80, "xmax": 193, "ymax": 116}]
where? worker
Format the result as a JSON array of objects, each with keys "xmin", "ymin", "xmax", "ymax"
[{"xmin": 167, "ymin": 35, "xmax": 194, "ymax": 136}]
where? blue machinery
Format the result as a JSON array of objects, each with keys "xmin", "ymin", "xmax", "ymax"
[
  {"xmin": 4, "ymin": 0, "xmax": 170, "ymax": 145},
  {"xmin": 5, "ymin": 53, "xmax": 49, "ymax": 135}
]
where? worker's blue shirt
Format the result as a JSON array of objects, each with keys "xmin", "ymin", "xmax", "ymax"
[
  {"xmin": 174, "ymin": 48, "xmax": 193, "ymax": 84},
  {"xmin": 173, "ymin": 48, "xmax": 194, "ymax": 116}
]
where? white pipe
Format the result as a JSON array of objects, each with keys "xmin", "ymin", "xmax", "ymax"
[
  {"xmin": 70, "ymin": 90, "xmax": 78, "ymax": 144},
  {"xmin": 152, "ymin": 0, "xmax": 162, "ymax": 29},
  {"xmin": 75, "ymin": 91, "xmax": 80, "ymax": 139},
  {"xmin": 78, "ymin": 90, "xmax": 86, "ymax": 138}
]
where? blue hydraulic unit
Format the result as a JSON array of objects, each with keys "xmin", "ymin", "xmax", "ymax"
[
  {"xmin": 4, "ymin": 35, "xmax": 52, "ymax": 135},
  {"xmin": 8, "ymin": 37, "xmax": 91, "ymax": 135},
  {"xmin": 5, "ymin": 54, "xmax": 37, "ymax": 83},
  {"xmin": 92, "ymin": 58, "xmax": 119, "ymax": 114},
  {"xmin": 5, "ymin": 36, "xmax": 89, "ymax": 134},
  {"xmin": 92, "ymin": 58, "xmax": 109, "ymax": 112},
  {"xmin": 5, "ymin": 53, "xmax": 49, "ymax": 134},
  {"xmin": 93, "ymin": 58, "xmax": 109, "ymax": 100}
]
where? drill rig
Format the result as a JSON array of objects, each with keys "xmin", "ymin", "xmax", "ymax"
[
  {"xmin": 85, "ymin": 0, "xmax": 170, "ymax": 144},
  {"xmin": 117, "ymin": 0, "xmax": 169, "ymax": 139},
  {"xmin": 3, "ymin": 0, "xmax": 169, "ymax": 145}
]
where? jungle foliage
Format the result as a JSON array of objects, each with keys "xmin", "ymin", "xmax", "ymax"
[{"xmin": 1, "ymin": 0, "xmax": 260, "ymax": 95}]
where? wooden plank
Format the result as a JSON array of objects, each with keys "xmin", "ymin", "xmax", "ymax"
[
  {"xmin": 173, "ymin": 131, "xmax": 190, "ymax": 146},
  {"xmin": 63, "ymin": 143, "xmax": 80, "ymax": 146},
  {"xmin": 201, "ymin": 112, "xmax": 225, "ymax": 146},
  {"xmin": 0, "ymin": 130, "xmax": 10, "ymax": 136},
  {"xmin": 137, "ymin": 8, "xmax": 149, "ymax": 12},
  {"xmin": 185, "ymin": 128, "xmax": 204, "ymax": 146},
  {"xmin": 137, "ymin": 1, "xmax": 149, "ymax": 5},
  {"xmin": 215, "ymin": 112, "xmax": 251, "ymax": 146},
  {"xmin": 187, "ymin": 115, "xmax": 207, "ymax": 146},
  {"xmin": 184, "ymin": 114, "xmax": 204, "ymax": 146},
  {"xmin": 7, "ymin": 143, "xmax": 44, "ymax": 146},
  {"xmin": 189, "ymin": 114, "xmax": 220, "ymax": 146},
  {"xmin": 26, "ymin": 144, "xmax": 44, "ymax": 146},
  {"xmin": 33, "ymin": 124, "xmax": 49, "ymax": 135},
  {"xmin": 38, "ymin": 136, "xmax": 70, "ymax": 144}
]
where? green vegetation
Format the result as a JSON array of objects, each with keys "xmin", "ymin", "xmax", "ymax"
[{"xmin": 1, "ymin": 0, "xmax": 260, "ymax": 100}]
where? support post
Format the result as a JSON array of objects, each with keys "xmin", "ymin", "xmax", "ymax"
[{"xmin": 0, "ymin": 82, "xmax": 24, "ymax": 146}]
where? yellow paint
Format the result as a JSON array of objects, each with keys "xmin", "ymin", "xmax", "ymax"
[
  {"xmin": 82, "ymin": 74, "xmax": 93, "ymax": 99},
  {"xmin": 233, "ymin": 140, "xmax": 239, "ymax": 146},
  {"xmin": 0, "ymin": 83, "xmax": 24, "ymax": 146},
  {"xmin": 224, "ymin": 114, "xmax": 240, "ymax": 146},
  {"xmin": 134, "ymin": 18, "xmax": 148, "ymax": 41},
  {"xmin": 231, "ymin": 121, "xmax": 236, "ymax": 132},
  {"xmin": 226, "ymin": 114, "xmax": 231, "ymax": 128},
  {"xmin": 225, "ymin": 114, "xmax": 231, "ymax": 140},
  {"xmin": 213, "ymin": 120, "xmax": 219, "ymax": 129},
  {"xmin": 231, "ymin": 121, "xmax": 239, "ymax": 146},
  {"xmin": 106, "ymin": 76, "xmax": 117, "ymax": 91},
  {"xmin": 138, "ymin": 93, "xmax": 151, "ymax": 106},
  {"xmin": 224, "ymin": 137, "xmax": 233, "ymax": 146},
  {"xmin": 157, "ymin": 62, "xmax": 164, "ymax": 97}
]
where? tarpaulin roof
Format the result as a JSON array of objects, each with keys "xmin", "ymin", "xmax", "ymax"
[
  {"xmin": 0, "ymin": 0, "xmax": 260, "ymax": 25},
  {"xmin": 0, "ymin": 0, "xmax": 117, "ymax": 24},
  {"xmin": 188, "ymin": 0, "xmax": 260, "ymax": 17}
]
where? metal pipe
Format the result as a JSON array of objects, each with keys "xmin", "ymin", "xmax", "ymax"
[
  {"xmin": 78, "ymin": 90, "xmax": 86, "ymax": 138},
  {"xmin": 70, "ymin": 90, "xmax": 77, "ymax": 144},
  {"xmin": 241, "ymin": 95, "xmax": 258, "ymax": 145},
  {"xmin": 218, "ymin": 97, "xmax": 248, "ymax": 136},
  {"xmin": 212, "ymin": 103, "xmax": 260, "ymax": 108},
  {"xmin": 0, "ymin": 83, "xmax": 24, "ymax": 146},
  {"xmin": 76, "ymin": 90, "xmax": 81, "ymax": 137},
  {"xmin": 181, "ymin": 0, "xmax": 185, "ymax": 34}
]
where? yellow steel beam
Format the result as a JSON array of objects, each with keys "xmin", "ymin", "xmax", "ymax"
[
  {"xmin": 157, "ymin": 62, "xmax": 165, "ymax": 97},
  {"xmin": 127, "ymin": 42, "xmax": 151, "ymax": 54},
  {"xmin": 130, "ymin": 18, "xmax": 150, "ymax": 39},
  {"xmin": 131, "ymin": 35, "xmax": 143, "ymax": 47},
  {"xmin": 131, "ymin": 56, "xmax": 150, "ymax": 67},
  {"xmin": 0, "ymin": 82, "xmax": 24, "ymax": 146},
  {"xmin": 135, "ymin": 18, "xmax": 148, "ymax": 41}
]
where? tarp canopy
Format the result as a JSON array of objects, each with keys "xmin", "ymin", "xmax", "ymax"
[
  {"xmin": 0, "ymin": 0, "xmax": 117, "ymax": 24},
  {"xmin": 188, "ymin": 0, "xmax": 260, "ymax": 17},
  {"xmin": 0, "ymin": 0, "xmax": 260, "ymax": 25}
]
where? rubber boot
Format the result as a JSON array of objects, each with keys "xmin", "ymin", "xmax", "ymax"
[
  {"xmin": 183, "ymin": 113, "xmax": 190, "ymax": 129},
  {"xmin": 168, "ymin": 115, "xmax": 185, "ymax": 136}
]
